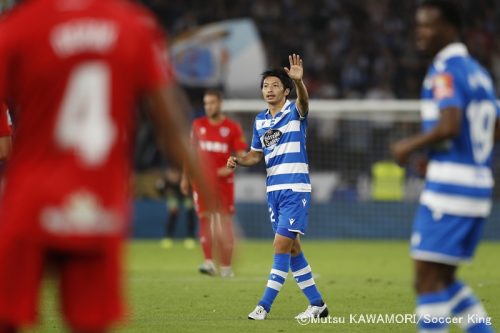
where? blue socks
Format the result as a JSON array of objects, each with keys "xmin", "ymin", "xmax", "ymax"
[
  {"xmin": 258, "ymin": 253, "xmax": 290, "ymax": 312},
  {"xmin": 416, "ymin": 281, "xmax": 493, "ymax": 333},
  {"xmin": 291, "ymin": 252, "xmax": 323, "ymax": 306}
]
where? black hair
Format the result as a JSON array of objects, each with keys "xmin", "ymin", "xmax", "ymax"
[
  {"xmin": 260, "ymin": 68, "xmax": 294, "ymax": 95},
  {"xmin": 418, "ymin": 0, "xmax": 463, "ymax": 32}
]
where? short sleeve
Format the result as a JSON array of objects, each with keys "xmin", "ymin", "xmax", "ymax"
[
  {"xmin": 291, "ymin": 101, "xmax": 306, "ymax": 121},
  {"xmin": 432, "ymin": 71, "xmax": 463, "ymax": 111},
  {"xmin": 250, "ymin": 119, "xmax": 262, "ymax": 151}
]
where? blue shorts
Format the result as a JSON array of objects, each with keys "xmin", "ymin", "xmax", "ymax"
[
  {"xmin": 410, "ymin": 205, "xmax": 485, "ymax": 265},
  {"xmin": 267, "ymin": 190, "xmax": 311, "ymax": 236}
]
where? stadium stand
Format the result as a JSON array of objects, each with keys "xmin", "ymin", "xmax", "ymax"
[{"xmin": 132, "ymin": 0, "xmax": 500, "ymax": 240}]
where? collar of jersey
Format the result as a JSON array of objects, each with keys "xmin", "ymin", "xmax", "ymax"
[
  {"xmin": 434, "ymin": 42, "xmax": 468, "ymax": 63},
  {"xmin": 265, "ymin": 99, "xmax": 291, "ymax": 119}
]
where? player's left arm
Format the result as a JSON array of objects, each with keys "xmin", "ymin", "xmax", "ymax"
[
  {"xmin": 494, "ymin": 102, "xmax": 500, "ymax": 141},
  {"xmin": 0, "ymin": 136, "xmax": 11, "ymax": 161},
  {"xmin": 391, "ymin": 71, "xmax": 462, "ymax": 165},
  {"xmin": 391, "ymin": 106, "xmax": 461, "ymax": 165},
  {"xmin": 284, "ymin": 54, "xmax": 309, "ymax": 118}
]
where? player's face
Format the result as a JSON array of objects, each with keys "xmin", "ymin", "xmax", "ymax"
[
  {"xmin": 262, "ymin": 76, "xmax": 289, "ymax": 105},
  {"xmin": 415, "ymin": 7, "xmax": 448, "ymax": 55},
  {"xmin": 203, "ymin": 94, "xmax": 222, "ymax": 119}
]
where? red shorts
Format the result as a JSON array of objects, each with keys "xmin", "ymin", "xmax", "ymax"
[
  {"xmin": 193, "ymin": 181, "xmax": 234, "ymax": 215},
  {"xmin": 0, "ymin": 217, "xmax": 124, "ymax": 330},
  {"xmin": 0, "ymin": 235, "xmax": 123, "ymax": 330}
]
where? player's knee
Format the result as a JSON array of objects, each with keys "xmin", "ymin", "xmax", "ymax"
[
  {"xmin": 413, "ymin": 271, "xmax": 442, "ymax": 294},
  {"xmin": 273, "ymin": 237, "xmax": 293, "ymax": 254},
  {"xmin": 290, "ymin": 242, "xmax": 301, "ymax": 256}
]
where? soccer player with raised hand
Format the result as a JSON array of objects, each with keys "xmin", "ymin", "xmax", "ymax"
[
  {"xmin": 227, "ymin": 54, "xmax": 328, "ymax": 320},
  {"xmin": 391, "ymin": 1, "xmax": 498, "ymax": 332}
]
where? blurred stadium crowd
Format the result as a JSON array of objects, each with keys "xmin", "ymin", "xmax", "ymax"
[
  {"xmin": 141, "ymin": 0, "xmax": 500, "ymax": 99},
  {"xmin": 133, "ymin": 0, "xmax": 500, "ymax": 201}
]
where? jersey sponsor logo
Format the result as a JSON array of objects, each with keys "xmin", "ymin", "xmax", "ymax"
[
  {"xmin": 289, "ymin": 218, "xmax": 295, "ymax": 225},
  {"xmin": 199, "ymin": 140, "xmax": 228, "ymax": 153},
  {"xmin": 263, "ymin": 129, "xmax": 282, "ymax": 148},
  {"xmin": 433, "ymin": 73, "xmax": 454, "ymax": 99},
  {"xmin": 219, "ymin": 126, "xmax": 230, "ymax": 137},
  {"xmin": 40, "ymin": 191, "xmax": 120, "ymax": 235}
]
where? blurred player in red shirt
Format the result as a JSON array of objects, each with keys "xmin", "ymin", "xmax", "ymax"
[
  {"xmin": 0, "ymin": 103, "xmax": 10, "ymax": 162},
  {"xmin": 0, "ymin": 0, "xmax": 208, "ymax": 332},
  {"xmin": 182, "ymin": 89, "xmax": 247, "ymax": 278}
]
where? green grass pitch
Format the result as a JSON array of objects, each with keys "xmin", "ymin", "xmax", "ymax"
[{"xmin": 29, "ymin": 240, "xmax": 499, "ymax": 333}]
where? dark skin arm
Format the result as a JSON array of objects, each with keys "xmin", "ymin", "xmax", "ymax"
[
  {"xmin": 495, "ymin": 118, "xmax": 500, "ymax": 141},
  {"xmin": 391, "ymin": 106, "xmax": 461, "ymax": 165},
  {"xmin": 0, "ymin": 136, "xmax": 11, "ymax": 161},
  {"xmin": 146, "ymin": 84, "xmax": 212, "ymax": 208}
]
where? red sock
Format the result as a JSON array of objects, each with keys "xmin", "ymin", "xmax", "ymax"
[
  {"xmin": 199, "ymin": 215, "xmax": 213, "ymax": 261},
  {"xmin": 217, "ymin": 215, "xmax": 234, "ymax": 267}
]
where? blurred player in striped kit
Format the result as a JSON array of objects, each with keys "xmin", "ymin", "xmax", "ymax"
[
  {"xmin": 227, "ymin": 54, "xmax": 328, "ymax": 320},
  {"xmin": 391, "ymin": 1, "xmax": 498, "ymax": 332}
]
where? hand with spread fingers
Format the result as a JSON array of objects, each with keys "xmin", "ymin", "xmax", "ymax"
[{"xmin": 284, "ymin": 53, "xmax": 303, "ymax": 81}]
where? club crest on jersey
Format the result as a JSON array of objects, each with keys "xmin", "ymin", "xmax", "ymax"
[
  {"xmin": 433, "ymin": 73, "xmax": 454, "ymax": 99},
  {"xmin": 219, "ymin": 126, "xmax": 230, "ymax": 137},
  {"xmin": 263, "ymin": 129, "xmax": 282, "ymax": 148}
]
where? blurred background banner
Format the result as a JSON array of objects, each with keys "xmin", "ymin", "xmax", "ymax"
[
  {"xmin": 170, "ymin": 19, "xmax": 267, "ymax": 98},
  {"xmin": 0, "ymin": 0, "xmax": 14, "ymax": 12}
]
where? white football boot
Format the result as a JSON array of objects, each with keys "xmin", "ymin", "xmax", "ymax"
[
  {"xmin": 248, "ymin": 305, "xmax": 268, "ymax": 320},
  {"xmin": 220, "ymin": 266, "xmax": 235, "ymax": 278},
  {"xmin": 294, "ymin": 303, "xmax": 329, "ymax": 319},
  {"xmin": 198, "ymin": 261, "xmax": 217, "ymax": 276}
]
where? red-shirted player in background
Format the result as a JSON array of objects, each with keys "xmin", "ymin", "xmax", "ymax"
[
  {"xmin": 0, "ymin": 103, "xmax": 11, "ymax": 162},
  {"xmin": 0, "ymin": 1, "xmax": 210, "ymax": 332},
  {"xmin": 181, "ymin": 89, "xmax": 247, "ymax": 278}
]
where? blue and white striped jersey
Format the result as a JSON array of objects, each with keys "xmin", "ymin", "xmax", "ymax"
[
  {"xmin": 251, "ymin": 100, "xmax": 310, "ymax": 193},
  {"xmin": 420, "ymin": 43, "xmax": 500, "ymax": 217}
]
